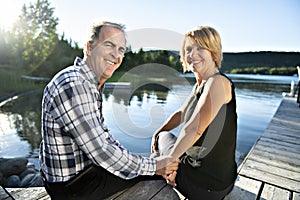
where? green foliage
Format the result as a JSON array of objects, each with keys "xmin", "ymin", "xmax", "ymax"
[
  {"xmin": 120, "ymin": 49, "xmax": 181, "ymax": 73},
  {"xmin": 0, "ymin": 69, "xmax": 45, "ymax": 98},
  {"xmin": 0, "ymin": 28, "xmax": 15, "ymax": 67},
  {"xmin": 222, "ymin": 52, "xmax": 300, "ymax": 73},
  {"xmin": 32, "ymin": 35, "xmax": 83, "ymax": 77},
  {"xmin": 229, "ymin": 66, "xmax": 297, "ymax": 75},
  {"xmin": 0, "ymin": 0, "xmax": 77, "ymax": 97},
  {"xmin": 12, "ymin": 0, "xmax": 59, "ymax": 74}
]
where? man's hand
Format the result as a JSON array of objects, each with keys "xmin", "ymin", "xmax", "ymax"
[{"xmin": 155, "ymin": 156, "xmax": 180, "ymax": 186}]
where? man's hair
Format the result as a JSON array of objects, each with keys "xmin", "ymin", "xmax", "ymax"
[{"xmin": 84, "ymin": 21, "xmax": 126, "ymax": 56}]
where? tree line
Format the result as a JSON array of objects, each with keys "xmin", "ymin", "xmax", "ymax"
[{"xmin": 222, "ymin": 52, "xmax": 300, "ymax": 75}]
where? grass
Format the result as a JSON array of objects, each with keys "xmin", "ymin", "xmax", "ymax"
[{"xmin": 0, "ymin": 69, "xmax": 46, "ymax": 100}]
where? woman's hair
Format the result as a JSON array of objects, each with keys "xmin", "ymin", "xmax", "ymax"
[
  {"xmin": 180, "ymin": 26, "xmax": 223, "ymax": 72},
  {"xmin": 83, "ymin": 21, "xmax": 126, "ymax": 56}
]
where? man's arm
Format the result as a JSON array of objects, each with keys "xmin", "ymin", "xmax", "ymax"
[{"xmin": 51, "ymin": 80, "xmax": 157, "ymax": 179}]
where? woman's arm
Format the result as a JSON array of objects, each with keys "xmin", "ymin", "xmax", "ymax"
[
  {"xmin": 151, "ymin": 88, "xmax": 196, "ymax": 152},
  {"xmin": 154, "ymin": 85, "xmax": 198, "ymax": 135},
  {"xmin": 169, "ymin": 76, "xmax": 232, "ymax": 159}
]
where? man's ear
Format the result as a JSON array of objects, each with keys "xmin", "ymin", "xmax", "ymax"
[{"xmin": 85, "ymin": 41, "xmax": 91, "ymax": 56}]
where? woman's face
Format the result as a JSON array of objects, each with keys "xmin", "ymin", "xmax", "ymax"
[{"xmin": 184, "ymin": 38, "xmax": 215, "ymax": 76}]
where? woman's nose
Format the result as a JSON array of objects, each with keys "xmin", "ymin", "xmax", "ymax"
[{"xmin": 189, "ymin": 49, "xmax": 195, "ymax": 62}]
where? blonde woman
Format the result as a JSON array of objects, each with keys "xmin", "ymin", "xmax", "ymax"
[{"xmin": 152, "ymin": 26, "xmax": 237, "ymax": 200}]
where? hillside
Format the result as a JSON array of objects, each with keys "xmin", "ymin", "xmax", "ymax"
[{"xmin": 222, "ymin": 51, "xmax": 300, "ymax": 72}]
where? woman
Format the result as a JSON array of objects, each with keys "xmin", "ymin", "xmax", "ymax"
[{"xmin": 151, "ymin": 26, "xmax": 237, "ymax": 200}]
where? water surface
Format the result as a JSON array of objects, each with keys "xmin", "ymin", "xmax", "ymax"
[{"xmin": 0, "ymin": 74, "xmax": 297, "ymax": 167}]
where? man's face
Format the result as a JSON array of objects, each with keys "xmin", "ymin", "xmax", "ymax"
[{"xmin": 88, "ymin": 26, "xmax": 126, "ymax": 81}]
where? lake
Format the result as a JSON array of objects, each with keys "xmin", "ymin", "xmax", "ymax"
[{"xmin": 0, "ymin": 74, "xmax": 298, "ymax": 168}]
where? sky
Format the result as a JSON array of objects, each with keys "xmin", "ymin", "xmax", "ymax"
[{"xmin": 1, "ymin": 0, "xmax": 300, "ymax": 52}]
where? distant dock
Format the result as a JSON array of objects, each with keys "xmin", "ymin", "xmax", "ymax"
[{"xmin": 105, "ymin": 82, "xmax": 131, "ymax": 89}]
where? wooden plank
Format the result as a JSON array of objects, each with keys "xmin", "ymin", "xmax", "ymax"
[
  {"xmin": 0, "ymin": 186, "xmax": 12, "ymax": 200},
  {"xmin": 293, "ymin": 192, "xmax": 300, "ymax": 200},
  {"xmin": 262, "ymin": 130, "xmax": 300, "ymax": 144},
  {"xmin": 269, "ymin": 117, "xmax": 300, "ymax": 126},
  {"xmin": 112, "ymin": 179, "xmax": 172, "ymax": 200},
  {"xmin": 248, "ymin": 151, "xmax": 300, "ymax": 176},
  {"xmin": 255, "ymin": 139, "xmax": 300, "ymax": 158},
  {"xmin": 241, "ymin": 156, "xmax": 299, "ymax": 182},
  {"xmin": 251, "ymin": 144, "xmax": 300, "ymax": 168},
  {"xmin": 239, "ymin": 159, "xmax": 300, "ymax": 192},
  {"xmin": 151, "ymin": 185, "xmax": 181, "ymax": 200},
  {"xmin": 263, "ymin": 129, "xmax": 300, "ymax": 143},
  {"xmin": 263, "ymin": 124, "xmax": 300, "ymax": 137},
  {"xmin": 104, "ymin": 188, "xmax": 129, "ymax": 199},
  {"xmin": 6, "ymin": 187, "xmax": 50, "ymax": 200},
  {"xmin": 260, "ymin": 183, "xmax": 291, "ymax": 200},
  {"xmin": 224, "ymin": 175, "xmax": 262, "ymax": 200},
  {"xmin": 258, "ymin": 137, "xmax": 300, "ymax": 153},
  {"xmin": 172, "ymin": 188, "xmax": 187, "ymax": 200}
]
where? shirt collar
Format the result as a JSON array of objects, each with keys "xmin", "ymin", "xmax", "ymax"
[{"xmin": 74, "ymin": 57, "xmax": 100, "ymax": 88}]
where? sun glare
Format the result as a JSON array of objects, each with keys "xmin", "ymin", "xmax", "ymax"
[{"xmin": 0, "ymin": 0, "xmax": 29, "ymax": 29}]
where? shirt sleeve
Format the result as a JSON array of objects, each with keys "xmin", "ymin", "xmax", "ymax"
[{"xmin": 49, "ymin": 79, "xmax": 156, "ymax": 179}]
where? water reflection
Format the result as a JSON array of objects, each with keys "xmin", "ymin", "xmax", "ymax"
[
  {"xmin": 102, "ymin": 83, "xmax": 185, "ymax": 147},
  {"xmin": 104, "ymin": 83, "xmax": 170, "ymax": 106},
  {"xmin": 0, "ymin": 91, "xmax": 42, "ymax": 158},
  {"xmin": 0, "ymin": 84, "xmax": 179, "ymax": 158}
]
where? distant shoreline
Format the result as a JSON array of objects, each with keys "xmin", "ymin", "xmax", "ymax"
[{"xmin": 0, "ymin": 90, "xmax": 36, "ymax": 107}]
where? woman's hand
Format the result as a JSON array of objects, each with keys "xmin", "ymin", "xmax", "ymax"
[
  {"xmin": 155, "ymin": 156, "xmax": 180, "ymax": 179},
  {"xmin": 151, "ymin": 133, "xmax": 158, "ymax": 153},
  {"xmin": 162, "ymin": 171, "xmax": 177, "ymax": 187}
]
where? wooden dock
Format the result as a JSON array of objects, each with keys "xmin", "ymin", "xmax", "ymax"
[
  {"xmin": 225, "ymin": 95, "xmax": 300, "ymax": 200},
  {"xmin": 0, "ymin": 179, "xmax": 183, "ymax": 200},
  {"xmin": 1, "ymin": 96, "xmax": 299, "ymax": 199}
]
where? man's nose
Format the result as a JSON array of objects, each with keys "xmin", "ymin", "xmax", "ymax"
[{"xmin": 111, "ymin": 47, "xmax": 122, "ymax": 59}]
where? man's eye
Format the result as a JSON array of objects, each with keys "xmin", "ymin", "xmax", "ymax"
[
  {"xmin": 105, "ymin": 43, "xmax": 113, "ymax": 47},
  {"xmin": 119, "ymin": 47, "xmax": 125, "ymax": 53}
]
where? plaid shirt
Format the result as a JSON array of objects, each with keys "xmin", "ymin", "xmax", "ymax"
[{"xmin": 40, "ymin": 57, "xmax": 156, "ymax": 183}]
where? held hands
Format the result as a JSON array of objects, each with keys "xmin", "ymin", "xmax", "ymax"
[{"xmin": 154, "ymin": 156, "xmax": 180, "ymax": 187}]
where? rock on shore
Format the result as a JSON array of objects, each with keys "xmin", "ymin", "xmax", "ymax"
[{"xmin": 0, "ymin": 157, "xmax": 43, "ymax": 187}]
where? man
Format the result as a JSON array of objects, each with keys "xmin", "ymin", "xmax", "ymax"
[{"xmin": 39, "ymin": 21, "xmax": 179, "ymax": 199}]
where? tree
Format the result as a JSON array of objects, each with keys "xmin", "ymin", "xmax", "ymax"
[
  {"xmin": 32, "ymin": 35, "xmax": 83, "ymax": 77},
  {"xmin": 0, "ymin": 28, "xmax": 14, "ymax": 67},
  {"xmin": 12, "ymin": 0, "xmax": 59, "ymax": 74}
]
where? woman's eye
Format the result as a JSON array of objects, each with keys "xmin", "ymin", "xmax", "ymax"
[
  {"xmin": 186, "ymin": 47, "xmax": 192, "ymax": 53},
  {"xmin": 197, "ymin": 46, "xmax": 204, "ymax": 51}
]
